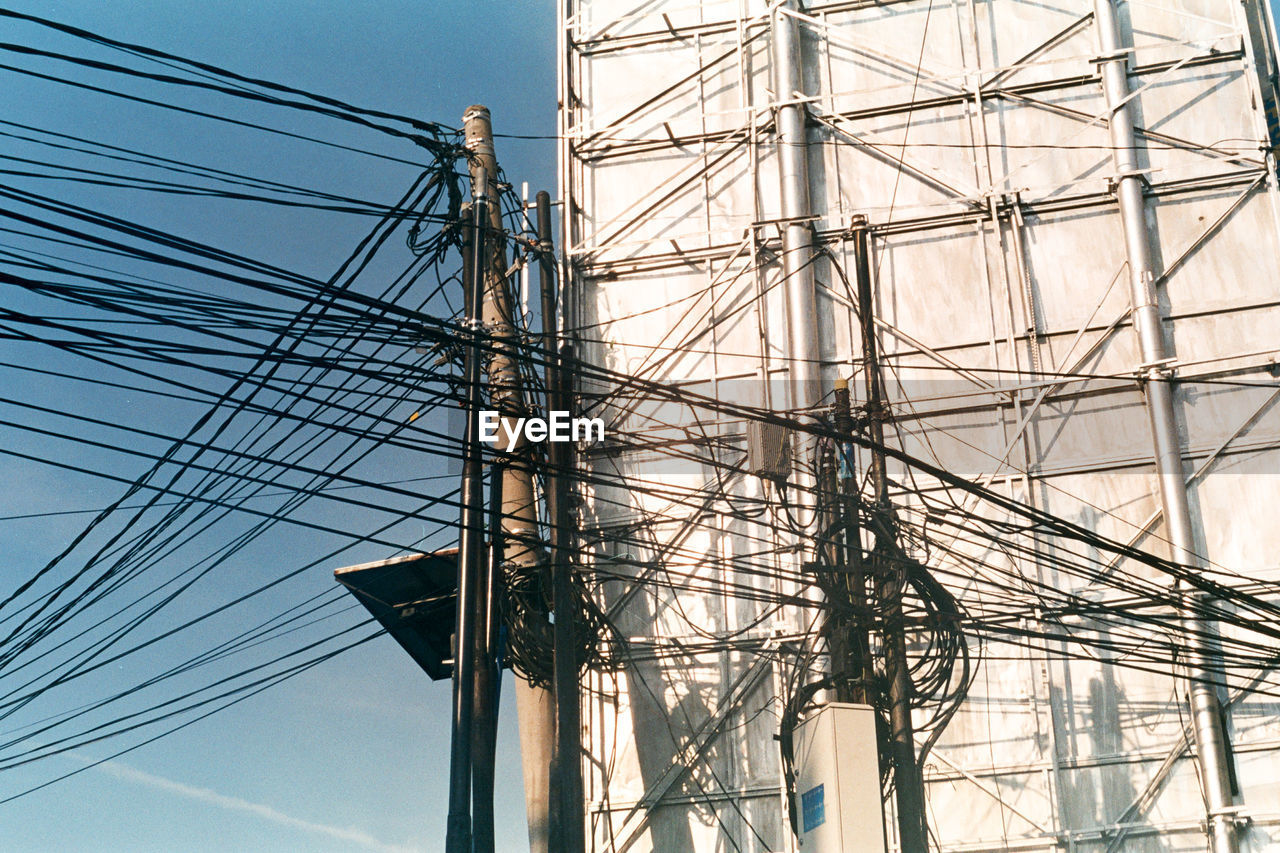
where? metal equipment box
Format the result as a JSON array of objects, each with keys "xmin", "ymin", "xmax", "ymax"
[
  {"xmin": 792, "ymin": 703, "xmax": 886, "ymax": 852},
  {"xmin": 746, "ymin": 419, "xmax": 792, "ymax": 483}
]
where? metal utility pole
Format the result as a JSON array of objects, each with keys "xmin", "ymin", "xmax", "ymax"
[
  {"xmin": 1092, "ymin": 6, "xmax": 1241, "ymax": 853},
  {"xmin": 772, "ymin": 0, "xmax": 821, "ymax": 414},
  {"xmin": 817, "ymin": 372, "xmax": 869, "ymax": 706},
  {"xmin": 853, "ymin": 219, "xmax": 928, "ymax": 853},
  {"xmin": 444, "ymin": 152, "xmax": 490, "ymax": 853},
  {"xmin": 472, "ymin": 460, "xmax": 504, "ymax": 853},
  {"xmin": 536, "ymin": 191, "xmax": 585, "ymax": 853},
  {"xmin": 446, "ymin": 105, "xmax": 549, "ymax": 853},
  {"xmin": 830, "ymin": 377, "xmax": 868, "ymax": 705}
]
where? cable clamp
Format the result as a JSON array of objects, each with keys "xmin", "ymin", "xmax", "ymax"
[
  {"xmin": 1135, "ymin": 356, "xmax": 1177, "ymax": 380},
  {"xmin": 859, "ymin": 403, "xmax": 892, "ymax": 424}
]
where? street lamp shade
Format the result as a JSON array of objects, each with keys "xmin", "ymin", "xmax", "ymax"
[{"xmin": 334, "ymin": 550, "xmax": 459, "ymax": 680}]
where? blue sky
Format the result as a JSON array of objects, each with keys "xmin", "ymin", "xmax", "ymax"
[{"xmin": 0, "ymin": 1, "xmax": 555, "ymax": 850}]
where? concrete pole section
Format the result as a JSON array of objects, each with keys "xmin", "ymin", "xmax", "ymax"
[
  {"xmin": 462, "ymin": 105, "xmax": 556, "ymax": 853},
  {"xmin": 1091, "ymin": 7, "xmax": 1240, "ymax": 853},
  {"xmin": 772, "ymin": 0, "xmax": 821, "ymax": 413},
  {"xmin": 516, "ymin": 685, "xmax": 554, "ymax": 853},
  {"xmin": 462, "ymin": 105, "xmax": 540, "ymax": 571}
]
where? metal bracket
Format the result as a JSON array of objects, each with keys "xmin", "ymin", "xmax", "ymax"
[
  {"xmin": 1107, "ymin": 168, "xmax": 1157, "ymax": 195},
  {"xmin": 1136, "ymin": 356, "xmax": 1178, "ymax": 380},
  {"xmin": 1091, "ymin": 49, "xmax": 1130, "ymax": 66}
]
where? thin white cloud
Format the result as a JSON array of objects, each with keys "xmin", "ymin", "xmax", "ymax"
[{"xmin": 92, "ymin": 758, "xmax": 422, "ymax": 853}]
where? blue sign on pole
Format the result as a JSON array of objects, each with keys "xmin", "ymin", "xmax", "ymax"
[{"xmin": 801, "ymin": 783, "xmax": 826, "ymax": 832}]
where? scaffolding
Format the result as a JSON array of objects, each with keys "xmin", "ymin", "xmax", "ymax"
[{"xmin": 556, "ymin": 1, "xmax": 1280, "ymax": 851}]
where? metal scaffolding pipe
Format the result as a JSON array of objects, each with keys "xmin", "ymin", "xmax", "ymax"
[
  {"xmin": 1092, "ymin": 6, "xmax": 1240, "ymax": 853},
  {"xmin": 772, "ymin": 0, "xmax": 821, "ymax": 413}
]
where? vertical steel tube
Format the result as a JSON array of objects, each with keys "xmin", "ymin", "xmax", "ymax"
[
  {"xmin": 1092, "ymin": 6, "xmax": 1239, "ymax": 853},
  {"xmin": 445, "ymin": 169, "xmax": 489, "ymax": 853},
  {"xmin": 772, "ymin": 0, "xmax": 821, "ymax": 413}
]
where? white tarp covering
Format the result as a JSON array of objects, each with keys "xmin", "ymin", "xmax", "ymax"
[{"xmin": 561, "ymin": 2, "xmax": 1280, "ymax": 851}]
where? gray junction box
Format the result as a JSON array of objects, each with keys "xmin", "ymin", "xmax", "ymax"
[{"xmin": 792, "ymin": 703, "xmax": 886, "ymax": 852}]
